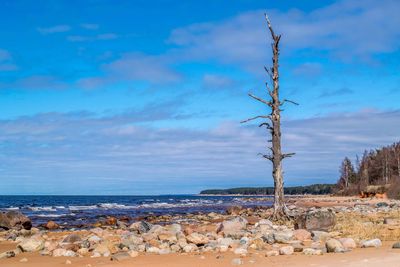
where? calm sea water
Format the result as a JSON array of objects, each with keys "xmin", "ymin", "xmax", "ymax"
[{"xmin": 0, "ymin": 195, "xmax": 273, "ymax": 227}]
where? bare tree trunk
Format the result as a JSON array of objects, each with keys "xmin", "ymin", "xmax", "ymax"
[{"xmin": 241, "ymin": 14, "xmax": 297, "ymax": 220}]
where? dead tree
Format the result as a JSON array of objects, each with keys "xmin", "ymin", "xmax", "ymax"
[{"xmin": 241, "ymin": 14, "xmax": 297, "ymax": 220}]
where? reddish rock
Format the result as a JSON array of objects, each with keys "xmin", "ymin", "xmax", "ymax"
[
  {"xmin": 106, "ymin": 216, "xmax": 117, "ymax": 225},
  {"xmin": 226, "ymin": 206, "xmax": 243, "ymax": 216},
  {"xmin": 45, "ymin": 221, "xmax": 59, "ymax": 230},
  {"xmin": 293, "ymin": 229, "xmax": 311, "ymax": 241},
  {"xmin": 0, "ymin": 211, "xmax": 32, "ymax": 230}
]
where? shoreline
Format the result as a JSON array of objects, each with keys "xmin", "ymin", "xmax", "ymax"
[{"xmin": 1, "ymin": 195, "xmax": 400, "ymax": 266}]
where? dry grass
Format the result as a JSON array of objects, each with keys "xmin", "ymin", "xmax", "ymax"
[{"xmin": 334, "ymin": 210, "xmax": 400, "ymax": 241}]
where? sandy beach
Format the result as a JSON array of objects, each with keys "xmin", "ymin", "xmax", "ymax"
[
  {"xmin": 1, "ymin": 241, "xmax": 400, "ymax": 267},
  {"xmin": 1, "ymin": 196, "xmax": 400, "ymax": 267}
]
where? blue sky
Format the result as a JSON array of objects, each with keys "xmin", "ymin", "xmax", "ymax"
[{"xmin": 0, "ymin": 0, "xmax": 399, "ymax": 194}]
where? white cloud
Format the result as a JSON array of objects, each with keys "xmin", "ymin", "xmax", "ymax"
[
  {"xmin": 81, "ymin": 23, "xmax": 99, "ymax": 30},
  {"xmin": 0, "ymin": 108, "xmax": 399, "ymax": 194},
  {"xmin": 67, "ymin": 33, "xmax": 118, "ymax": 42},
  {"xmin": 168, "ymin": 0, "xmax": 400, "ymax": 68},
  {"xmin": 37, "ymin": 25, "xmax": 71, "ymax": 35}
]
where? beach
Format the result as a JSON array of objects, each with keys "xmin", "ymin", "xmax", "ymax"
[{"xmin": 1, "ymin": 195, "xmax": 400, "ymax": 267}]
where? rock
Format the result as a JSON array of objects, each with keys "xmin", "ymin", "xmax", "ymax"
[
  {"xmin": 88, "ymin": 235, "xmax": 102, "ymax": 244},
  {"xmin": 326, "ymin": 239, "xmax": 345, "ymax": 253},
  {"xmin": 295, "ymin": 209, "xmax": 336, "ymax": 231},
  {"xmin": 303, "ymin": 248, "xmax": 323, "ymax": 255},
  {"xmin": 0, "ymin": 250, "xmax": 15, "ymax": 259},
  {"xmin": 77, "ymin": 248, "xmax": 89, "ymax": 256},
  {"xmin": 217, "ymin": 217, "xmax": 248, "ymax": 236},
  {"xmin": 293, "ymin": 229, "xmax": 311, "ymax": 241},
  {"xmin": 376, "ymin": 202, "xmax": 389, "ymax": 208},
  {"xmin": 93, "ymin": 243, "xmax": 111, "ymax": 257},
  {"xmin": 129, "ymin": 221, "xmax": 153, "ymax": 234},
  {"xmin": 279, "ymin": 246, "xmax": 294, "ymax": 255},
  {"xmin": 18, "ymin": 236, "xmax": 44, "ymax": 252},
  {"xmin": 183, "ymin": 244, "xmax": 198, "ymax": 253},
  {"xmin": 233, "ymin": 247, "xmax": 247, "ymax": 255},
  {"xmin": 52, "ymin": 248, "xmax": 68, "ymax": 257},
  {"xmin": 111, "ymin": 252, "xmax": 131, "ymax": 261},
  {"xmin": 19, "ymin": 257, "xmax": 28, "ymax": 262},
  {"xmin": 146, "ymin": 246, "xmax": 160, "ymax": 254},
  {"xmin": 338, "ymin": 238, "xmax": 356, "ymax": 249},
  {"xmin": 62, "ymin": 234, "xmax": 81, "ymax": 244},
  {"xmin": 273, "ymin": 230, "xmax": 293, "ymax": 243},
  {"xmin": 231, "ymin": 258, "xmax": 243, "ymax": 265},
  {"xmin": 266, "ymin": 250, "xmax": 279, "ymax": 257},
  {"xmin": 186, "ymin": 233, "xmax": 209, "ymax": 245},
  {"xmin": 64, "ymin": 250, "xmax": 77, "ymax": 257},
  {"xmin": 384, "ymin": 218, "xmax": 399, "ymax": 225},
  {"xmin": 226, "ymin": 206, "xmax": 243, "ymax": 215},
  {"xmin": 0, "ymin": 211, "xmax": 32, "ymax": 230},
  {"xmin": 45, "ymin": 221, "xmax": 59, "ymax": 230},
  {"xmin": 392, "ymin": 242, "xmax": 400, "ymax": 249},
  {"xmin": 218, "ymin": 237, "xmax": 233, "ymax": 247},
  {"xmin": 249, "ymin": 238, "xmax": 265, "ymax": 250},
  {"xmin": 128, "ymin": 250, "xmax": 139, "ymax": 257},
  {"xmin": 360, "ymin": 239, "xmax": 382, "ymax": 248},
  {"xmin": 105, "ymin": 216, "xmax": 117, "ymax": 225},
  {"xmin": 65, "ymin": 260, "xmax": 72, "ymax": 265},
  {"xmin": 311, "ymin": 231, "xmax": 330, "ymax": 242}
]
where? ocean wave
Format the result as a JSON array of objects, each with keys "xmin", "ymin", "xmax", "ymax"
[
  {"xmin": 35, "ymin": 213, "xmax": 72, "ymax": 218},
  {"xmin": 5, "ymin": 207, "xmax": 19, "ymax": 210},
  {"xmin": 29, "ymin": 206, "xmax": 57, "ymax": 212},
  {"xmin": 99, "ymin": 203, "xmax": 136, "ymax": 209},
  {"xmin": 69, "ymin": 205, "xmax": 98, "ymax": 211}
]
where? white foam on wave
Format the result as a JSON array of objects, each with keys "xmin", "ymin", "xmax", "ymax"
[
  {"xmin": 99, "ymin": 203, "xmax": 136, "ymax": 209},
  {"xmin": 35, "ymin": 213, "xmax": 72, "ymax": 218},
  {"xmin": 5, "ymin": 207, "xmax": 19, "ymax": 210},
  {"xmin": 29, "ymin": 206, "xmax": 57, "ymax": 212},
  {"xmin": 69, "ymin": 205, "xmax": 98, "ymax": 211}
]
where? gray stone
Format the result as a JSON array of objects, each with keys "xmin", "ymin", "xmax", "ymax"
[
  {"xmin": 392, "ymin": 242, "xmax": 400, "ymax": 249},
  {"xmin": 311, "ymin": 231, "xmax": 330, "ymax": 242},
  {"xmin": 265, "ymin": 250, "xmax": 279, "ymax": 257},
  {"xmin": 62, "ymin": 234, "xmax": 81, "ymax": 244},
  {"xmin": 326, "ymin": 239, "xmax": 345, "ymax": 253},
  {"xmin": 295, "ymin": 210, "xmax": 336, "ymax": 231},
  {"xmin": 186, "ymin": 233, "xmax": 209, "ymax": 245},
  {"xmin": 0, "ymin": 250, "xmax": 15, "ymax": 259},
  {"xmin": 217, "ymin": 217, "xmax": 248, "ymax": 236},
  {"xmin": 279, "ymin": 245, "xmax": 294, "ymax": 255},
  {"xmin": 111, "ymin": 252, "xmax": 131, "ymax": 261},
  {"xmin": 273, "ymin": 230, "xmax": 293, "ymax": 243},
  {"xmin": 360, "ymin": 239, "xmax": 382, "ymax": 248},
  {"xmin": 303, "ymin": 248, "xmax": 323, "ymax": 255}
]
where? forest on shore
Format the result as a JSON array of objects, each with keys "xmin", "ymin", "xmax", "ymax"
[
  {"xmin": 337, "ymin": 142, "xmax": 400, "ymax": 198},
  {"xmin": 200, "ymin": 184, "xmax": 335, "ymax": 195}
]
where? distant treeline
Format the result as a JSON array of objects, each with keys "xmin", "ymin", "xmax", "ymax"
[
  {"xmin": 337, "ymin": 141, "xmax": 400, "ymax": 198},
  {"xmin": 200, "ymin": 184, "xmax": 336, "ymax": 195}
]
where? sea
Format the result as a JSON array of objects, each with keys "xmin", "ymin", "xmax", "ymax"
[{"xmin": 0, "ymin": 195, "xmax": 273, "ymax": 228}]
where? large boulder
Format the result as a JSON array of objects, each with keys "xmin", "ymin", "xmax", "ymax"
[
  {"xmin": 295, "ymin": 209, "xmax": 336, "ymax": 231},
  {"xmin": 18, "ymin": 236, "xmax": 44, "ymax": 252},
  {"xmin": 217, "ymin": 216, "xmax": 248, "ymax": 237},
  {"xmin": 0, "ymin": 211, "xmax": 32, "ymax": 230}
]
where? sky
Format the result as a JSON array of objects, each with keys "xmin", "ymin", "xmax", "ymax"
[{"xmin": 0, "ymin": 0, "xmax": 399, "ymax": 195}]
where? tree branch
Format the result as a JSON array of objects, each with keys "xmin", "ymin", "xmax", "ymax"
[
  {"xmin": 280, "ymin": 99, "xmax": 299, "ymax": 106},
  {"xmin": 259, "ymin": 122, "xmax": 273, "ymax": 130},
  {"xmin": 248, "ymin": 93, "xmax": 272, "ymax": 107},
  {"xmin": 259, "ymin": 153, "xmax": 273, "ymax": 161},
  {"xmin": 281, "ymin": 153, "xmax": 296, "ymax": 159},
  {"xmin": 240, "ymin": 115, "xmax": 271, "ymax": 124}
]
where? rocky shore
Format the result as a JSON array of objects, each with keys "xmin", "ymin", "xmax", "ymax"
[{"xmin": 1, "ymin": 196, "xmax": 400, "ymax": 265}]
